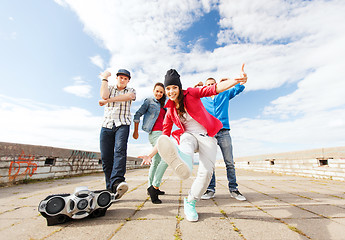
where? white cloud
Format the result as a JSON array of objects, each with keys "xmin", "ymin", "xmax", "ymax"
[
  {"xmin": 217, "ymin": 0, "xmax": 343, "ymax": 44},
  {"xmin": 64, "ymin": 85, "xmax": 92, "ymax": 98},
  {"xmin": 0, "ymin": 94, "xmax": 155, "ymax": 157},
  {"xmin": 54, "ymin": 0, "xmax": 68, "ymax": 7},
  {"xmin": 264, "ymin": 61, "xmax": 345, "ymax": 117},
  {"xmin": 231, "ymin": 106, "xmax": 345, "ymax": 157},
  {"xmin": 90, "ymin": 55, "xmax": 104, "ymax": 69},
  {"xmin": 56, "ymin": 0, "xmax": 217, "ymax": 93},
  {"xmin": 0, "ymin": 95, "xmax": 102, "ymax": 152},
  {"xmin": 63, "ymin": 76, "xmax": 92, "ymax": 98},
  {"xmin": 53, "ymin": 0, "xmax": 345, "ymax": 156}
]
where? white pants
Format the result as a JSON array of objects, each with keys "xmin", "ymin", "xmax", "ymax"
[{"xmin": 179, "ymin": 132, "xmax": 217, "ymax": 201}]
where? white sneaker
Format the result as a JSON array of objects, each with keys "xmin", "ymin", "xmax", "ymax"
[
  {"xmin": 201, "ymin": 190, "xmax": 215, "ymax": 200},
  {"xmin": 157, "ymin": 135, "xmax": 192, "ymax": 180},
  {"xmin": 230, "ymin": 190, "xmax": 246, "ymax": 201},
  {"xmin": 184, "ymin": 197, "xmax": 198, "ymax": 222},
  {"xmin": 113, "ymin": 182, "xmax": 128, "ymax": 200}
]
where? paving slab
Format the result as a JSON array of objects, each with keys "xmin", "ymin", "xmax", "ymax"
[
  {"xmin": 180, "ymin": 217, "xmax": 243, "ymax": 240},
  {"xmin": 112, "ymin": 219, "xmax": 177, "ymax": 240},
  {"xmin": 284, "ymin": 218, "xmax": 345, "ymax": 240},
  {"xmin": 233, "ymin": 218, "xmax": 306, "ymax": 240},
  {"xmin": 0, "ymin": 167, "xmax": 345, "ymax": 240}
]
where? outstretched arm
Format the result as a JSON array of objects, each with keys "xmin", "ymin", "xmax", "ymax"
[
  {"xmin": 138, "ymin": 144, "xmax": 158, "ymax": 166},
  {"xmin": 215, "ymin": 63, "xmax": 248, "ymax": 93}
]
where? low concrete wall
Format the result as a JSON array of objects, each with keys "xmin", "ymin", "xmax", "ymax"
[
  {"xmin": 234, "ymin": 146, "xmax": 345, "ymax": 181},
  {"xmin": 0, "ymin": 142, "xmax": 144, "ymax": 186}
]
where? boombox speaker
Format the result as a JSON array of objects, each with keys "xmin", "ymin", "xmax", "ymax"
[{"xmin": 38, "ymin": 186, "xmax": 116, "ymax": 226}]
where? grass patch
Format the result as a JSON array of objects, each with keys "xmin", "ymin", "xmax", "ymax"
[
  {"xmin": 288, "ymin": 225, "xmax": 305, "ymax": 235},
  {"xmin": 174, "ymin": 228, "xmax": 182, "ymax": 240},
  {"xmin": 330, "ymin": 194, "xmax": 344, "ymax": 199}
]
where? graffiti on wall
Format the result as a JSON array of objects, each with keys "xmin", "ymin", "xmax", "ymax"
[
  {"xmin": 68, "ymin": 150, "xmax": 97, "ymax": 172},
  {"xmin": 8, "ymin": 151, "xmax": 38, "ymax": 181}
]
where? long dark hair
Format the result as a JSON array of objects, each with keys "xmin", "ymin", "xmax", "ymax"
[
  {"xmin": 176, "ymin": 86, "xmax": 186, "ymax": 118},
  {"xmin": 154, "ymin": 82, "xmax": 166, "ymax": 108}
]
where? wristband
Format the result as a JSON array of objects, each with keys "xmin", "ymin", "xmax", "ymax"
[{"xmin": 102, "ymin": 79, "xmax": 108, "ymax": 82}]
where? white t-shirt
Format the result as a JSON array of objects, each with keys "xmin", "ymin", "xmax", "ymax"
[{"xmin": 180, "ymin": 110, "xmax": 207, "ymax": 135}]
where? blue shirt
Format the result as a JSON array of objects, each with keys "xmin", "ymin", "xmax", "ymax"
[{"xmin": 201, "ymin": 84, "xmax": 245, "ymax": 130}]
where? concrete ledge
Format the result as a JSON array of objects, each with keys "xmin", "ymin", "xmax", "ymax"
[
  {"xmin": 233, "ymin": 146, "xmax": 345, "ymax": 181},
  {"xmin": 0, "ymin": 142, "xmax": 146, "ymax": 186}
]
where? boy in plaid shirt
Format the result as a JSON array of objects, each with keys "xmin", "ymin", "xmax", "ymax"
[{"xmin": 99, "ymin": 69, "xmax": 136, "ymax": 199}]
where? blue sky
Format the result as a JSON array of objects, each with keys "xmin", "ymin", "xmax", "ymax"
[{"xmin": 1, "ymin": 0, "xmax": 345, "ymax": 158}]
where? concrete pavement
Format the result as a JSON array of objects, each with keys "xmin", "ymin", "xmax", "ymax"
[{"xmin": 0, "ymin": 167, "xmax": 345, "ymax": 240}]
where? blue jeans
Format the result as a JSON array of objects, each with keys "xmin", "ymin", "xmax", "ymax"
[
  {"xmin": 208, "ymin": 129, "xmax": 238, "ymax": 192},
  {"xmin": 100, "ymin": 125, "xmax": 130, "ymax": 190}
]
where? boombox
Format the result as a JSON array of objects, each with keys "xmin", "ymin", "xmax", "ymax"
[{"xmin": 38, "ymin": 186, "xmax": 116, "ymax": 226}]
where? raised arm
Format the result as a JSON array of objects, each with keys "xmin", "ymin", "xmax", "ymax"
[
  {"xmin": 215, "ymin": 63, "xmax": 248, "ymax": 93},
  {"xmin": 100, "ymin": 71, "xmax": 111, "ymax": 100}
]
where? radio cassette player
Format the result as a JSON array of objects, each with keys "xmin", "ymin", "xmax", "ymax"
[{"xmin": 38, "ymin": 186, "xmax": 116, "ymax": 226}]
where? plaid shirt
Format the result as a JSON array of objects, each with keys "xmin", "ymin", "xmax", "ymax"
[{"xmin": 102, "ymin": 85, "xmax": 136, "ymax": 129}]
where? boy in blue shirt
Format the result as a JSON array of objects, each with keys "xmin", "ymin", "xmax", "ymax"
[{"xmin": 199, "ymin": 68, "xmax": 247, "ymax": 201}]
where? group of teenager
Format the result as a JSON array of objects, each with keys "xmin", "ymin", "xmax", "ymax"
[{"xmin": 99, "ymin": 65, "xmax": 248, "ymax": 222}]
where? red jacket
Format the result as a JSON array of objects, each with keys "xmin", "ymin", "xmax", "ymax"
[{"xmin": 163, "ymin": 85, "xmax": 223, "ymax": 144}]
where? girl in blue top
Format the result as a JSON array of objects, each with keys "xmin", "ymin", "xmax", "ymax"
[{"xmin": 133, "ymin": 82, "xmax": 168, "ymax": 204}]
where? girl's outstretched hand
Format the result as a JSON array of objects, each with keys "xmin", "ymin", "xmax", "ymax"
[
  {"xmin": 138, "ymin": 155, "xmax": 152, "ymax": 166},
  {"xmin": 241, "ymin": 63, "xmax": 245, "ymax": 75},
  {"xmin": 239, "ymin": 63, "xmax": 247, "ymax": 85}
]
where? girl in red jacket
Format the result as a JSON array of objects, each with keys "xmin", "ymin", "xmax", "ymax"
[{"xmin": 139, "ymin": 66, "xmax": 247, "ymax": 221}]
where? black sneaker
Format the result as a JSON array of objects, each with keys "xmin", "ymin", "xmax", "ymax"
[
  {"xmin": 147, "ymin": 185, "xmax": 162, "ymax": 204},
  {"xmin": 157, "ymin": 189, "xmax": 165, "ymax": 195},
  {"xmin": 147, "ymin": 188, "xmax": 165, "ymax": 195}
]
